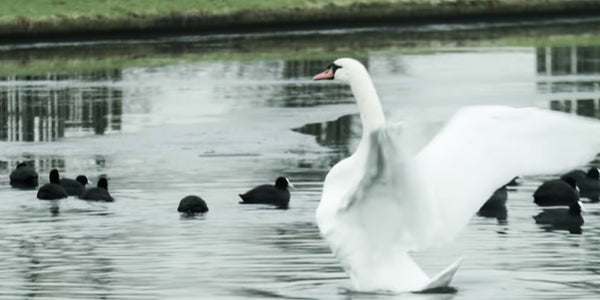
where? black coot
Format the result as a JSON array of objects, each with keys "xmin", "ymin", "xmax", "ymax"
[
  {"xmin": 37, "ymin": 169, "xmax": 68, "ymax": 200},
  {"xmin": 80, "ymin": 178, "xmax": 114, "ymax": 202},
  {"xmin": 178, "ymin": 195, "xmax": 209, "ymax": 214},
  {"xmin": 10, "ymin": 162, "xmax": 38, "ymax": 189},
  {"xmin": 60, "ymin": 175, "xmax": 89, "ymax": 196},
  {"xmin": 533, "ymin": 178, "xmax": 578, "ymax": 206},
  {"xmin": 239, "ymin": 177, "xmax": 292, "ymax": 209}
]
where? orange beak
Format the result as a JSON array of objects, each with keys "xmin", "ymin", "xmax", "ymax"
[{"xmin": 313, "ymin": 68, "xmax": 334, "ymax": 81}]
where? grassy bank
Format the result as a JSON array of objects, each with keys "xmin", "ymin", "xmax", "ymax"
[
  {"xmin": 1, "ymin": 18, "xmax": 600, "ymax": 77},
  {"xmin": 1, "ymin": 0, "xmax": 600, "ymax": 39},
  {"xmin": 1, "ymin": 0, "xmax": 600, "ymax": 77}
]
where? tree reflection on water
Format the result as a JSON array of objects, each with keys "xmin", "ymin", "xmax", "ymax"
[
  {"xmin": 0, "ymin": 70, "xmax": 122, "ymax": 142},
  {"xmin": 537, "ymin": 45, "xmax": 600, "ymax": 119}
]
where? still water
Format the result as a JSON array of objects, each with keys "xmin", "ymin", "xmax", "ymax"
[{"xmin": 1, "ymin": 19, "xmax": 600, "ymax": 299}]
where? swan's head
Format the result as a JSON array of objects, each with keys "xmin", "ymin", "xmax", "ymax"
[{"xmin": 313, "ymin": 58, "xmax": 367, "ymax": 83}]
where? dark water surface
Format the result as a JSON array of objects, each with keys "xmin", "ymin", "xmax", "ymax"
[{"xmin": 1, "ymin": 19, "xmax": 600, "ymax": 299}]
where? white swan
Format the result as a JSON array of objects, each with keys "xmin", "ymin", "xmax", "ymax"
[{"xmin": 312, "ymin": 58, "xmax": 600, "ymax": 292}]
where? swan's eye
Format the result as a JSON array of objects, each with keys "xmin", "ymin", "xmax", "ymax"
[{"xmin": 328, "ymin": 63, "xmax": 342, "ymax": 74}]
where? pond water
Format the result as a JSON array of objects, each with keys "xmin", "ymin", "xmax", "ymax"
[{"xmin": 1, "ymin": 18, "xmax": 600, "ymax": 299}]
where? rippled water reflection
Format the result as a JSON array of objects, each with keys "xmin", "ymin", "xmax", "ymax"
[{"xmin": 2, "ymin": 21, "xmax": 600, "ymax": 299}]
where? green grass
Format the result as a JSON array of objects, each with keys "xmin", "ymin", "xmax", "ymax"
[
  {"xmin": 0, "ymin": 0, "xmax": 582, "ymax": 22},
  {"xmin": 0, "ymin": 0, "xmax": 596, "ymax": 37},
  {"xmin": 0, "ymin": 0, "xmax": 597, "ymax": 77},
  {"xmin": 0, "ymin": 0, "xmax": 377, "ymax": 21}
]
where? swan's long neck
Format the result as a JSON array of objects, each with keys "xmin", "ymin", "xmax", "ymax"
[{"xmin": 350, "ymin": 72, "xmax": 385, "ymax": 154}]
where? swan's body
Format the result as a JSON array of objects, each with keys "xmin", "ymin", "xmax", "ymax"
[{"xmin": 313, "ymin": 58, "xmax": 600, "ymax": 292}]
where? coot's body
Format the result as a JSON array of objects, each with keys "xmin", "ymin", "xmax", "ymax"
[
  {"xmin": 60, "ymin": 175, "xmax": 88, "ymax": 196},
  {"xmin": 239, "ymin": 177, "xmax": 292, "ymax": 209},
  {"xmin": 10, "ymin": 163, "xmax": 38, "ymax": 189},
  {"xmin": 561, "ymin": 168, "xmax": 600, "ymax": 202},
  {"xmin": 80, "ymin": 178, "xmax": 114, "ymax": 202},
  {"xmin": 533, "ymin": 178, "xmax": 578, "ymax": 206},
  {"xmin": 37, "ymin": 169, "xmax": 68, "ymax": 200},
  {"xmin": 178, "ymin": 195, "xmax": 209, "ymax": 214}
]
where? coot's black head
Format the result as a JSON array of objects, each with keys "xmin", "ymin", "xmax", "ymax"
[
  {"xmin": 569, "ymin": 201, "xmax": 582, "ymax": 215},
  {"xmin": 97, "ymin": 178, "xmax": 108, "ymax": 190},
  {"xmin": 76, "ymin": 175, "xmax": 88, "ymax": 186},
  {"xmin": 587, "ymin": 167, "xmax": 599, "ymax": 179},
  {"xmin": 49, "ymin": 169, "xmax": 60, "ymax": 184},
  {"xmin": 16, "ymin": 162, "xmax": 27, "ymax": 169},
  {"xmin": 275, "ymin": 177, "xmax": 292, "ymax": 189},
  {"xmin": 563, "ymin": 177, "xmax": 577, "ymax": 190}
]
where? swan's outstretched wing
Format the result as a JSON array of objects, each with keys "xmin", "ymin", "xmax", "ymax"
[
  {"xmin": 342, "ymin": 106, "xmax": 600, "ymax": 251},
  {"xmin": 414, "ymin": 106, "xmax": 600, "ymax": 247}
]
